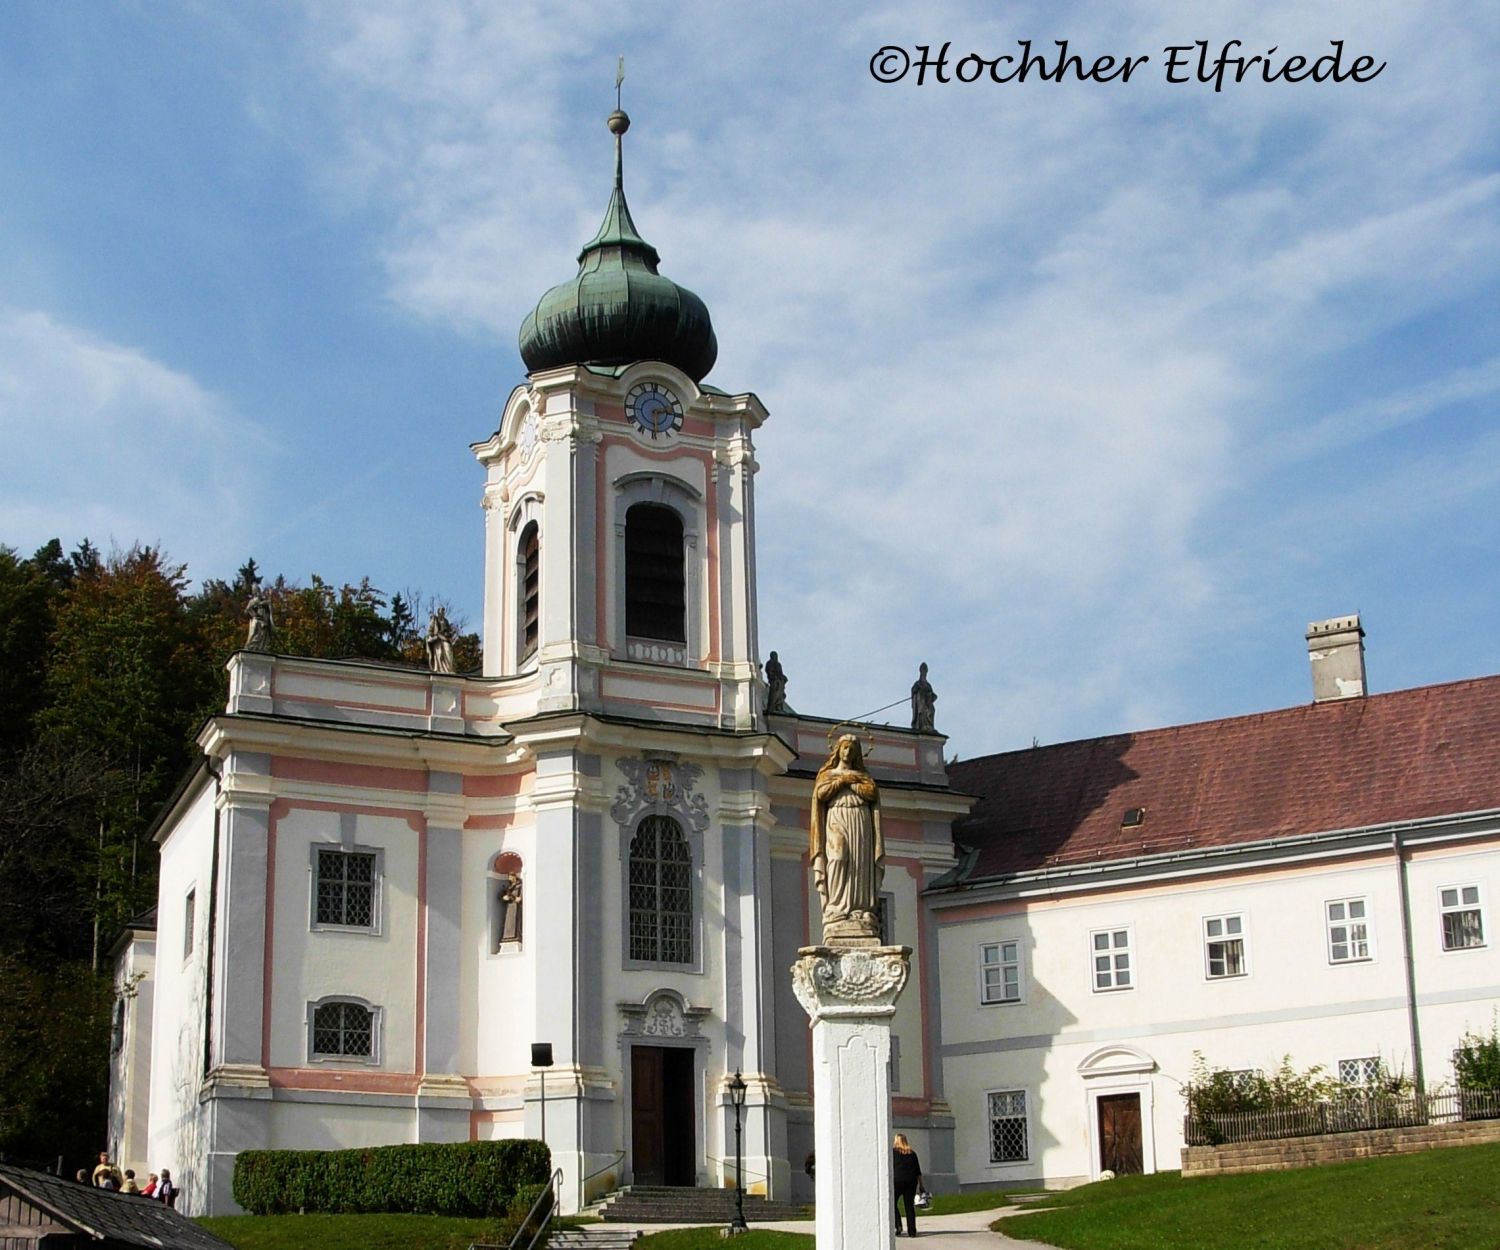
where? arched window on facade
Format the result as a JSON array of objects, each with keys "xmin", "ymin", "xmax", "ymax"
[
  {"xmin": 310, "ymin": 999, "xmax": 375, "ymax": 1060},
  {"xmin": 517, "ymin": 521, "xmax": 540, "ymax": 661},
  {"xmin": 625, "ymin": 503, "xmax": 685, "ymax": 643},
  {"xmin": 628, "ymin": 814, "xmax": 692, "ymax": 964}
]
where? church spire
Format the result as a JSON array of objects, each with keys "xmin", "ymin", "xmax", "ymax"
[
  {"xmin": 517, "ymin": 90, "xmax": 718, "ymax": 383},
  {"xmin": 577, "ymin": 105, "xmax": 659, "ymax": 266}
]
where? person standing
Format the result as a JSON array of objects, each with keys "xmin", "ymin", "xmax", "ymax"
[
  {"xmin": 156, "ymin": 1168, "xmax": 176, "ymax": 1207},
  {"xmin": 90, "ymin": 1152, "xmax": 122, "ymax": 1190},
  {"xmin": 892, "ymin": 1133, "xmax": 923, "ymax": 1237}
]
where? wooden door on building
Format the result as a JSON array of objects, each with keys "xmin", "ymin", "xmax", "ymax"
[
  {"xmin": 631, "ymin": 1046, "xmax": 697, "ymax": 1186},
  {"xmin": 1097, "ymin": 1093, "xmax": 1144, "ymax": 1175}
]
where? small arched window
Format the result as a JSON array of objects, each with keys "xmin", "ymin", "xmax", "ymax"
[
  {"xmin": 628, "ymin": 815, "xmax": 693, "ymax": 964},
  {"xmin": 625, "ymin": 503, "xmax": 685, "ymax": 643},
  {"xmin": 518, "ymin": 521, "xmax": 540, "ymax": 661},
  {"xmin": 310, "ymin": 1000, "xmax": 374, "ymax": 1058}
]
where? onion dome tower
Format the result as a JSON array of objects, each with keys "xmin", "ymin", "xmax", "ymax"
[{"xmin": 518, "ymin": 110, "xmax": 718, "ymax": 382}]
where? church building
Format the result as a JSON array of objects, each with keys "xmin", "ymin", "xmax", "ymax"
[{"xmin": 109, "ymin": 112, "xmax": 1500, "ymax": 1216}]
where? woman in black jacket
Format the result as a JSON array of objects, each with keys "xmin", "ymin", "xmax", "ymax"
[{"xmin": 892, "ymin": 1133, "xmax": 923, "ymax": 1236}]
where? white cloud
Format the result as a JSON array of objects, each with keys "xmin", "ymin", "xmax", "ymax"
[
  {"xmin": 253, "ymin": 0, "xmax": 1500, "ymax": 750},
  {"xmin": 0, "ymin": 309, "xmax": 273, "ymax": 582}
]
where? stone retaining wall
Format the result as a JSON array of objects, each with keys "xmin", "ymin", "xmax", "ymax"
[{"xmin": 1182, "ymin": 1118, "xmax": 1500, "ymax": 1176}]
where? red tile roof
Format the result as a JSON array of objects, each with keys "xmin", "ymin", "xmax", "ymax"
[{"xmin": 947, "ymin": 675, "xmax": 1500, "ymax": 880}]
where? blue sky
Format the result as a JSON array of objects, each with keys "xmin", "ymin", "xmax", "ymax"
[{"xmin": 2, "ymin": 2, "xmax": 1497, "ymax": 756}]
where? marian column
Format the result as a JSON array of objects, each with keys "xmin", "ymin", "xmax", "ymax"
[{"xmin": 792, "ymin": 732, "xmax": 910, "ymax": 1248}]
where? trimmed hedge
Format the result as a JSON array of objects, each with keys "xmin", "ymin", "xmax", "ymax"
[{"xmin": 232, "ymin": 1139, "xmax": 551, "ymax": 1216}]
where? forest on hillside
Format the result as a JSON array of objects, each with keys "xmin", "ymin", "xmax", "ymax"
[{"xmin": 0, "ymin": 538, "xmax": 477, "ymax": 1170}]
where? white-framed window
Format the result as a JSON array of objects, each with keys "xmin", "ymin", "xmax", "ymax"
[
  {"xmin": 987, "ymin": 1089, "xmax": 1029, "ymax": 1163},
  {"xmin": 307, "ymin": 997, "xmax": 381, "ymax": 1063},
  {"xmin": 311, "ymin": 845, "xmax": 381, "ymax": 932},
  {"xmin": 1338, "ymin": 1056, "xmax": 1380, "ymax": 1087},
  {"xmin": 1203, "ymin": 913, "xmax": 1247, "ymax": 979},
  {"xmin": 979, "ymin": 939, "xmax": 1023, "ymax": 1005},
  {"xmin": 1326, "ymin": 897, "xmax": 1372, "ymax": 963},
  {"xmin": 1090, "ymin": 927, "xmax": 1134, "ymax": 992},
  {"xmin": 1440, "ymin": 884, "xmax": 1485, "ymax": 951},
  {"xmin": 182, "ymin": 888, "xmax": 196, "ymax": 961}
]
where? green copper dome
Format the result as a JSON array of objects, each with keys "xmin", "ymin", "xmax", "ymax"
[{"xmin": 518, "ymin": 111, "xmax": 718, "ymax": 382}]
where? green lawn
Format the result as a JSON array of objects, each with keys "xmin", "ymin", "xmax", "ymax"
[
  {"xmin": 921, "ymin": 1188, "xmax": 1010, "ymax": 1215},
  {"xmin": 199, "ymin": 1213, "xmax": 497, "ymax": 1250},
  {"xmin": 635, "ymin": 1232, "xmax": 812, "ymax": 1249},
  {"xmin": 1002, "ymin": 1140, "xmax": 1500, "ymax": 1250}
]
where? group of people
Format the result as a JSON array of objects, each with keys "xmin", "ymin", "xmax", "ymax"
[{"xmin": 80, "ymin": 1153, "xmax": 176, "ymax": 1206}]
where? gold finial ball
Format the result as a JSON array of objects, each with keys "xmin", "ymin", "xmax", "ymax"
[{"xmin": 607, "ymin": 109, "xmax": 630, "ymax": 136}]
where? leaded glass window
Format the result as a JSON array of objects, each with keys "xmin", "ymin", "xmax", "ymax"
[
  {"xmin": 316, "ymin": 849, "xmax": 376, "ymax": 928},
  {"xmin": 628, "ymin": 815, "xmax": 693, "ymax": 964},
  {"xmin": 311, "ymin": 1000, "xmax": 373, "ymax": 1058},
  {"xmin": 988, "ymin": 1089, "xmax": 1029, "ymax": 1162}
]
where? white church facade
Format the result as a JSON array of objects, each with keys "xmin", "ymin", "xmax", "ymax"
[{"xmin": 109, "ymin": 114, "xmax": 1500, "ymax": 1217}]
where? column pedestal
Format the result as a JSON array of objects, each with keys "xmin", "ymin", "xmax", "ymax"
[{"xmin": 792, "ymin": 945, "xmax": 910, "ymax": 1249}]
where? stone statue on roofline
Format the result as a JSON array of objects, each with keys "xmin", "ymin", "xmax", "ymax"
[
  {"xmin": 244, "ymin": 583, "xmax": 274, "ymax": 652},
  {"xmin": 764, "ymin": 650, "xmax": 789, "ymax": 714},
  {"xmin": 809, "ymin": 729, "xmax": 884, "ymax": 945},
  {"xmin": 910, "ymin": 661, "xmax": 936, "ymax": 732},
  {"xmin": 425, "ymin": 606, "xmax": 457, "ymax": 674}
]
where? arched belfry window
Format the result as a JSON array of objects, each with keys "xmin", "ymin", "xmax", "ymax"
[
  {"xmin": 628, "ymin": 815, "xmax": 693, "ymax": 964},
  {"xmin": 625, "ymin": 503, "xmax": 685, "ymax": 643},
  {"xmin": 518, "ymin": 521, "xmax": 540, "ymax": 661}
]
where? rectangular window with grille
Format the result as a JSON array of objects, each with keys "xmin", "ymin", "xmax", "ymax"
[
  {"xmin": 988, "ymin": 1089, "xmax": 1029, "ymax": 1163},
  {"xmin": 310, "ymin": 1000, "xmax": 375, "ymax": 1060},
  {"xmin": 1440, "ymin": 884, "xmax": 1485, "ymax": 951},
  {"xmin": 1090, "ymin": 927, "xmax": 1133, "ymax": 991},
  {"xmin": 1204, "ymin": 913, "xmax": 1247, "ymax": 978},
  {"xmin": 1338, "ymin": 1056, "xmax": 1380, "ymax": 1086},
  {"xmin": 1327, "ymin": 897, "xmax": 1372, "ymax": 963},
  {"xmin": 628, "ymin": 815, "xmax": 693, "ymax": 965},
  {"xmin": 979, "ymin": 940, "xmax": 1022, "ymax": 1005},
  {"xmin": 316, "ymin": 849, "xmax": 377, "ymax": 929}
]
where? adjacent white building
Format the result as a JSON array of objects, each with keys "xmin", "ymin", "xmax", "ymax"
[{"xmin": 109, "ymin": 117, "xmax": 1500, "ymax": 1214}]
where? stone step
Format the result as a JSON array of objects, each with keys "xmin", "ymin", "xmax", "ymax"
[
  {"xmin": 549, "ymin": 1230, "xmax": 640, "ymax": 1249},
  {"xmin": 597, "ymin": 1187, "xmax": 807, "ymax": 1224}
]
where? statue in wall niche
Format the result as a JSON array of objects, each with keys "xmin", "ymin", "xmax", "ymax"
[
  {"xmin": 810, "ymin": 732, "xmax": 884, "ymax": 944},
  {"xmin": 910, "ymin": 661, "xmax": 937, "ymax": 732},
  {"xmin": 764, "ymin": 650, "xmax": 789, "ymax": 714},
  {"xmin": 497, "ymin": 874, "xmax": 522, "ymax": 946},
  {"xmin": 244, "ymin": 583, "xmax": 274, "ymax": 652},
  {"xmin": 425, "ymin": 607, "xmax": 457, "ymax": 674}
]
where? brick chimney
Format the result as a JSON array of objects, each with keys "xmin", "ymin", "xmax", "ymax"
[{"xmin": 1306, "ymin": 615, "xmax": 1367, "ymax": 702}]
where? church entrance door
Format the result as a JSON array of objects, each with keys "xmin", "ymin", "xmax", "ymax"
[{"xmin": 631, "ymin": 1045, "xmax": 696, "ymax": 1186}]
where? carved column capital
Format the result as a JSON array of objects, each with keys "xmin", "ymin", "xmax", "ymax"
[{"xmin": 791, "ymin": 944, "xmax": 910, "ymax": 1025}]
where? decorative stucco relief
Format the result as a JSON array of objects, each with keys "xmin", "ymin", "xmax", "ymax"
[{"xmin": 611, "ymin": 755, "xmax": 711, "ymax": 833}]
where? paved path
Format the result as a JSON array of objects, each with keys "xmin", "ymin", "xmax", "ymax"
[{"xmin": 621, "ymin": 1203, "xmax": 1057, "ymax": 1248}]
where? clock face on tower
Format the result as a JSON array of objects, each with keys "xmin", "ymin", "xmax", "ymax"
[{"xmin": 626, "ymin": 381, "xmax": 684, "ymax": 439}]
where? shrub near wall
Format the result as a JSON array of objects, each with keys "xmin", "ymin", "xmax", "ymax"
[{"xmin": 233, "ymin": 1140, "xmax": 551, "ymax": 1216}]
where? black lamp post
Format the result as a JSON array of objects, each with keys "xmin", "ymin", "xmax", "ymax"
[
  {"xmin": 728, "ymin": 1069, "xmax": 749, "ymax": 1233},
  {"xmin": 532, "ymin": 1043, "xmax": 554, "ymax": 1148}
]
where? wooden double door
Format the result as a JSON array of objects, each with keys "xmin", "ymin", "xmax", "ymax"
[
  {"xmin": 1097, "ymin": 1092, "xmax": 1144, "ymax": 1175},
  {"xmin": 631, "ymin": 1045, "xmax": 697, "ymax": 1186}
]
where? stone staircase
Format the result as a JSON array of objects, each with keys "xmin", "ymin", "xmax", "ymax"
[
  {"xmin": 549, "ymin": 1229, "xmax": 640, "ymax": 1249},
  {"xmin": 596, "ymin": 1184, "xmax": 807, "ymax": 1224}
]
